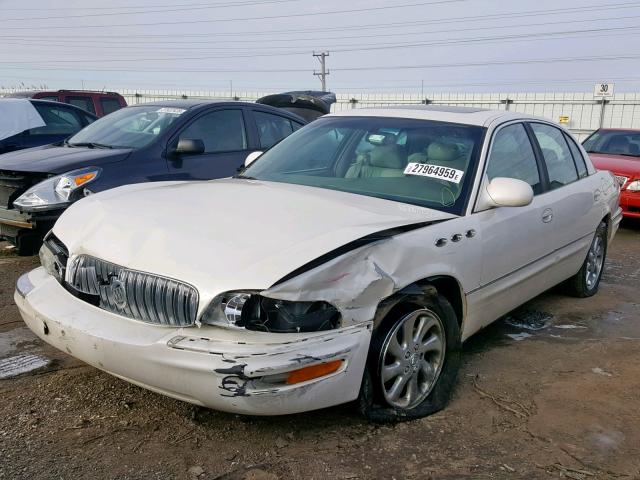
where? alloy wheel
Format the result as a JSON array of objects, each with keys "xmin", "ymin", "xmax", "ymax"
[
  {"xmin": 585, "ymin": 234, "xmax": 605, "ymax": 290},
  {"xmin": 380, "ymin": 309, "xmax": 446, "ymax": 409}
]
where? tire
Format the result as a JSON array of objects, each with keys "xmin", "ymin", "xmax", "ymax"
[
  {"xmin": 358, "ymin": 291, "xmax": 461, "ymax": 423},
  {"xmin": 565, "ymin": 221, "xmax": 608, "ymax": 298},
  {"xmin": 15, "ymin": 233, "xmax": 42, "ymax": 256}
]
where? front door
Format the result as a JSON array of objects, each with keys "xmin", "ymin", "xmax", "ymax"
[
  {"xmin": 166, "ymin": 108, "xmax": 249, "ymax": 180},
  {"xmin": 470, "ymin": 122, "xmax": 556, "ymax": 328}
]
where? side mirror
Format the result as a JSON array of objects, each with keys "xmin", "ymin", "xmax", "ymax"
[
  {"xmin": 173, "ymin": 138, "xmax": 205, "ymax": 156},
  {"xmin": 244, "ymin": 150, "xmax": 263, "ymax": 167},
  {"xmin": 478, "ymin": 177, "xmax": 534, "ymax": 209}
]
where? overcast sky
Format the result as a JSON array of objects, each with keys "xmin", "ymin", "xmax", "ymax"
[{"xmin": 0, "ymin": 0, "xmax": 638, "ymax": 94}]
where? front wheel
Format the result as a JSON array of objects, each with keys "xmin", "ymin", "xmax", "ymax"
[
  {"xmin": 358, "ymin": 292, "xmax": 461, "ymax": 422},
  {"xmin": 565, "ymin": 221, "xmax": 608, "ymax": 298}
]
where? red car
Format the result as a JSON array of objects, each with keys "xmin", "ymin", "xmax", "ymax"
[
  {"xmin": 583, "ymin": 128, "xmax": 640, "ymax": 219},
  {"xmin": 6, "ymin": 90, "xmax": 127, "ymax": 117}
]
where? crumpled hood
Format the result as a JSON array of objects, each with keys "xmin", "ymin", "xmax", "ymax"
[
  {"xmin": 0, "ymin": 144, "xmax": 132, "ymax": 174},
  {"xmin": 54, "ymin": 178, "xmax": 455, "ymax": 310}
]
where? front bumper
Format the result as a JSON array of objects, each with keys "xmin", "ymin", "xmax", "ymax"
[
  {"xmin": 15, "ymin": 268, "xmax": 372, "ymax": 415},
  {"xmin": 0, "ymin": 206, "xmax": 33, "ymax": 229},
  {"xmin": 620, "ymin": 190, "xmax": 640, "ymax": 219}
]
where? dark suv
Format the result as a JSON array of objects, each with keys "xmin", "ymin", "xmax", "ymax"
[
  {"xmin": 0, "ymin": 100, "xmax": 306, "ymax": 254},
  {"xmin": 7, "ymin": 90, "xmax": 127, "ymax": 117}
]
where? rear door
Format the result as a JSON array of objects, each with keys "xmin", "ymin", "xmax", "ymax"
[
  {"xmin": 166, "ymin": 107, "xmax": 250, "ymax": 179},
  {"xmin": 527, "ymin": 122, "xmax": 599, "ymax": 249}
]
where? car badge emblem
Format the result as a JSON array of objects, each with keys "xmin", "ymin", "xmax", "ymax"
[{"xmin": 110, "ymin": 278, "xmax": 127, "ymax": 310}]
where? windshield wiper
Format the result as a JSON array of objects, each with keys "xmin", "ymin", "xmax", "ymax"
[
  {"xmin": 67, "ymin": 142, "xmax": 113, "ymax": 149},
  {"xmin": 234, "ymin": 174, "xmax": 257, "ymax": 180}
]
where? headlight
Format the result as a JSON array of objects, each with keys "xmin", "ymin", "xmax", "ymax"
[
  {"xmin": 627, "ymin": 180, "xmax": 640, "ymax": 191},
  {"xmin": 200, "ymin": 291, "xmax": 340, "ymax": 333},
  {"xmin": 13, "ymin": 167, "xmax": 101, "ymax": 212},
  {"xmin": 39, "ymin": 242, "xmax": 63, "ymax": 281}
]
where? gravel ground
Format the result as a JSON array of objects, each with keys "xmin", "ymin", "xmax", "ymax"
[{"xmin": 1, "ymin": 222, "xmax": 639, "ymax": 480}]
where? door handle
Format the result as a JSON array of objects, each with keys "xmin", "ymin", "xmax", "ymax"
[{"xmin": 542, "ymin": 208, "xmax": 554, "ymax": 223}]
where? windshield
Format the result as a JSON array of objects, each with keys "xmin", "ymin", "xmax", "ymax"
[
  {"xmin": 67, "ymin": 105, "xmax": 186, "ymax": 149},
  {"xmin": 242, "ymin": 116, "xmax": 485, "ymax": 214},
  {"xmin": 583, "ymin": 130, "xmax": 640, "ymax": 158}
]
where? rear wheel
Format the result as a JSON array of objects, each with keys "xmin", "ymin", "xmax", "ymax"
[
  {"xmin": 358, "ymin": 292, "xmax": 461, "ymax": 422},
  {"xmin": 565, "ymin": 221, "xmax": 608, "ymax": 298}
]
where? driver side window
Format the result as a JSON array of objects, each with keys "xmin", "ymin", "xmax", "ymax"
[
  {"xmin": 179, "ymin": 109, "xmax": 247, "ymax": 153},
  {"xmin": 486, "ymin": 123, "xmax": 542, "ymax": 195}
]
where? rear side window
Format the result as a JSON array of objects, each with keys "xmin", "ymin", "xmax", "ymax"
[
  {"xmin": 66, "ymin": 96, "xmax": 96, "ymax": 115},
  {"xmin": 564, "ymin": 132, "xmax": 588, "ymax": 178},
  {"xmin": 179, "ymin": 109, "xmax": 247, "ymax": 153},
  {"xmin": 486, "ymin": 123, "xmax": 542, "ymax": 194},
  {"xmin": 530, "ymin": 123, "xmax": 578, "ymax": 190},
  {"xmin": 29, "ymin": 104, "xmax": 82, "ymax": 136},
  {"xmin": 254, "ymin": 111, "xmax": 294, "ymax": 149},
  {"xmin": 100, "ymin": 97, "xmax": 123, "ymax": 115}
]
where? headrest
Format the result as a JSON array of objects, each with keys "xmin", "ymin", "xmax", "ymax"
[
  {"xmin": 427, "ymin": 141, "xmax": 460, "ymax": 163},
  {"xmin": 368, "ymin": 144, "xmax": 405, "ymax": 169}
]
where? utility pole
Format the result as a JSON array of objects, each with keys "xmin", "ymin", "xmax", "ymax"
[{"xmin": 313, "ymin": 51, "xmax": 329, "ymax": 91}]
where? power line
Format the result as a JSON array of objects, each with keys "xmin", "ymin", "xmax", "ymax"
[
  {"xmin": 2, "ymin": 53, "xmax": 639, "ymax": 74},
  {"xmin": 0, "ymin": 1, "xmax": 637, "ymax": 37},
  {"xmin": 3, "ymin": 24, "xmax": 639, "ymax": 63},
  {"xmin": 0, "ymin": 0, "xmax": 304, "ymax": 10},
  {"xmin": 0, "ymin": 0, "xmax": 306, "ymax": 22},
  {"xmin": 0, "ymin": 0, "xmax": 467, "ymax": 30},
  {"xmin": 3, "ymin": 13, "xmax": 640, "ymax": 49}
]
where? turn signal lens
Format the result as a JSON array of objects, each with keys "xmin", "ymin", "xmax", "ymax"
[
  {"xmin": 74, "ymin": 172, "xmax": 97, "ymax": 186},
  {"xmin": 285, "ymin": 360, "xmax": 343, "ymax": 385}
]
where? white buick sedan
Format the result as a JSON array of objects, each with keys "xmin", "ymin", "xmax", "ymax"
[{"xmin": 15, "ymin": 106, "xmax": 621, "ymax": 422}]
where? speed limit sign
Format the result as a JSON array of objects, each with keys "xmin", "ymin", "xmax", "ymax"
[{"xmin": 594, "ymin": 83, "xmax": 614, "ymax": 98}]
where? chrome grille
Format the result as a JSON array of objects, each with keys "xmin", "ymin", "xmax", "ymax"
[
  {"xmin": 615, "ymin": 175, "xmax": 629, "ymax": 188},
  {"xmin": 67, "ymin": 255, "xmax": 199, "ymax": 327}
]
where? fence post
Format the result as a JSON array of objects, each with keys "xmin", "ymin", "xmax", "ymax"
[
  {"xmin": 501, "ymin": 98, "xmax": 513, "ymax": 110},
  {"xmin": 598, "ymin": 98, "xmax": 609, "ymax": 128}
]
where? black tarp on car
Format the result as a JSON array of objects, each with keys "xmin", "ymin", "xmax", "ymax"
[{"xmin": 256, "ymin": 91, "xmax": 336, "ymax": 122}]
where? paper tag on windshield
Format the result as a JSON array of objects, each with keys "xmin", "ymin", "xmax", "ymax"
[
  {"xmin": 156, "ymin": 107, "xmax": 186, "ymax": 115},
  {"xmin": 404, "ymin": 163, "xmax": 464, "ymax": 184}
]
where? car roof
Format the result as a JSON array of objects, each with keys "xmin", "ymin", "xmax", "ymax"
[
  {"xmin": 129, "ymin": 99, "xmax": 307, "ymax": 123},
  {"xmin": 131, "ymin": 99, "xmax": 263, "ymax": 109},
  {"xmin": 5, "ymin": 89, "xmax": 122, "ymax": 97},
  {"xmin": 328, "ymin": 105, "xmax": 541, "ymax": 127}
]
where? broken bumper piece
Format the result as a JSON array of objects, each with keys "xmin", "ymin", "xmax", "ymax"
[{"xmin": 15, "ymin": 268, "xmax": 372, "ymax": 415}]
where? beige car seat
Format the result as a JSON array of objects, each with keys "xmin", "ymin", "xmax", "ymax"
[
  {"xmin": 407, "ymin": 141, "xmax": 467, "ymax": 205},
  {"xmin": 345, "ymin": 143, "xmax": 406, "ymax": 178},
  {"xmin": 408, "ymin": 141, "xmax": 466, "ymax": 170}
]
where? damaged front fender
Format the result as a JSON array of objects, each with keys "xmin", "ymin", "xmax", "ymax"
[{"xmin": 263, "ymin": 218, "xmax": 478, "ymax": 331}]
